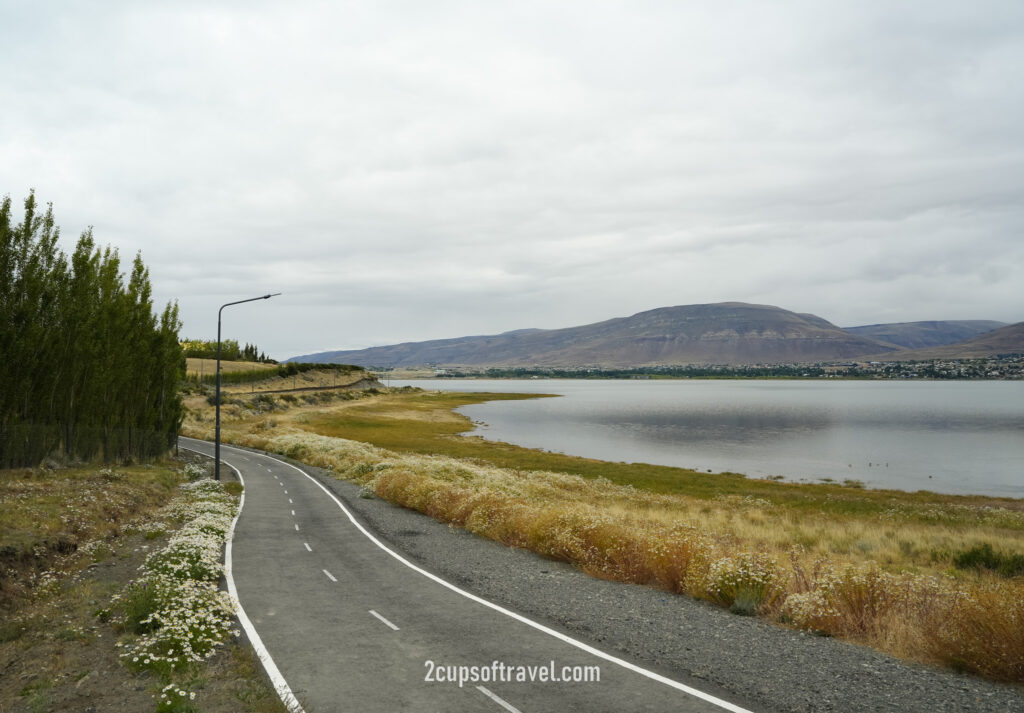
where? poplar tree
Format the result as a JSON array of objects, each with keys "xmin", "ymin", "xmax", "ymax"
[{"xmin": 0, "ymin": 191, "xmax": 185, "ymax": 467}]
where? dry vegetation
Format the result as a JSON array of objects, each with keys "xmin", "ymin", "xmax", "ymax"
[
  {"xmin": 185, "ymin": 359, "xmax": 370, "ymax": 394},
  {"xmin": 182, "ymin": 388, "xmax": 1024, "ymax": 684},
  {"xmin": 185, "ymin": 359, "xmax": 279, "ymax": 377}
]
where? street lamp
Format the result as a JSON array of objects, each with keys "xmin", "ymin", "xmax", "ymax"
[{"xmin": 215, "ymin": 293, "xmax": 281, "ymax": 480}]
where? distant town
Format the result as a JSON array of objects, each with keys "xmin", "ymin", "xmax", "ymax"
[{"xmin": 394, "ymin": 354, "xmax": 1024, "ymax": 380}]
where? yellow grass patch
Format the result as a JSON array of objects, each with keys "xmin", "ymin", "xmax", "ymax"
[{"xmin": 186, "ymin": 358, "xmax": 279, "ymax": 376}]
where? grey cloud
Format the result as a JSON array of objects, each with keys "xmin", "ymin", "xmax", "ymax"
[{"xmin": 2, "ymin": 1, "xmax": 1023, "ymax": 357}]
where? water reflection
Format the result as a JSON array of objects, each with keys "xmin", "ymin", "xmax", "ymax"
[{"xmin": 394, "ymin": 379, "xmax": 1024, "ymax": 496}]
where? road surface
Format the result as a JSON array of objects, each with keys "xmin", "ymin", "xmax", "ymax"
[{"xmin": 179, "ymin": 437, "xmax": 760, "ymax": 713}]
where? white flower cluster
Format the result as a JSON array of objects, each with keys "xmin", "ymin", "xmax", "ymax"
[
  {"xmin": 780, "ymin": 589, "xmax": 839, "ymax": 630},
  {"xmin": 714, "ymin": 494, "xmax": 774, "ymax": 510},
  {"xmin": 181, "ymin": 462, "xmax": 209, "ymax": 481},
  {"xmin": 705, "ymin": 551, "xmax": 784, "ymax": 610},
  {"xmin": 114, "ymin": 478, "xmax": 240, "ymax": 684},
  {"xmin": 158, "ymin": 682, "xmax": 197, "ymax": 710}
]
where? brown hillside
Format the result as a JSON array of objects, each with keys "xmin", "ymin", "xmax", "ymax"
[{"xmin": 290, "ymin": 302, "xmax": 898, "ymax": 367}]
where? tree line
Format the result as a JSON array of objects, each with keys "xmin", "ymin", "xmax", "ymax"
[
  {"xmin": 180, "ymin": 338, "xmax": 276, "ymax": 363},
  {"xmin": 0, "ymin": 192, "xmax": 184, "ymax": 467}
]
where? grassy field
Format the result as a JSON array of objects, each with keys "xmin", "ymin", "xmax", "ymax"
[
  {"xmin": 182, "ymin": 388, "xmax": 1024, "ymax": 683},
  {"xmin": 186, "ymin": 358, "xmax": 280, "ymax": 376},
  {"xmin": 185, "ymin": 360, "xmax": 371, "ymax": 394}
]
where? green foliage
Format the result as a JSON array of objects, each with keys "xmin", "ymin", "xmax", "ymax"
[
  {"xmin": 180, "ymin": 338, "xmax": 276, "ymax": 363},
  {"xmin": 0, "ymin": 191, "xmax": 184, "ymax": 467},
  {"xmin": 953, "ymin": 543, "xmax": 1024, "ymax": 577},
  {"xmin": 122, "ymin": 580, "xmax": 163, "ymax": 634},
  {"xmin": 458, "ymin": 365, "xmax": 831, "ymax": 378}
]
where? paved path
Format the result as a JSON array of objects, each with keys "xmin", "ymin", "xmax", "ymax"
[{"xmin": 180, "ymin": 437, "xmax": 761, "ymax": 713}]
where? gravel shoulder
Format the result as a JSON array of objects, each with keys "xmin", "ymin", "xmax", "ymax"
[{"xmin": 240, "ymin": 445, "xmax": 1023, "ymax": 713}]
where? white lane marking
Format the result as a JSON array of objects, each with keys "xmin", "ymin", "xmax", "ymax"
[
  {"xmin": 304, "ymin": 542, "xmax": 312, "ymax": 552},
  {"xmin": 279, "ymin": 482, "xmax": 284, "ymax": 487},
  {"xmin": 291, "ymin": 510, "xmax": 295, "ymax": 516},
  {"xmin": 211, "ymin": 441, "xmax": 755, "ymax": 713},
  {"xmin": 289, "ymin": 498, "xmax": 293, "ymax": 504},
  {"xmin": 477, "ymin": 686, "xmax": 522, "ymax": 713},
  {"xmin": 323, "ymin": 569, "xmax": 337, "ymax": 582},
  {"xmin": 368, "ymin": 609, "xmax": 400, "ymax": 631},
  {"xmin": 294, "ymin": 523, "xmax": 300, "ymax": 531},
  {"xmin": 180, "ymin": 447, "xmax": 305, "ymax": 713},
  {"xmin": 284, "ymin": 490, "xmax": 288, "ymax": 494},
  {"xmin": 274, "ymin": 475, "xmax": 278, "ymax": 479}
]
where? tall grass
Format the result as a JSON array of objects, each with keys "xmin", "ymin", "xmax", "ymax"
[{"xmin": 183, "ymin": 420, "xmax": 1024, "ymax": 683}]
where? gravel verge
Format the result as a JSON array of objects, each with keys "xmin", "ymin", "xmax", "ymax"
[{"xmin": 235, "ymin": 445, "xmax": 1024, "ymax": 713}]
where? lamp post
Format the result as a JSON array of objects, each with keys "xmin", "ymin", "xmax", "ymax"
[{"xmin": 215, "ymin": 293, "xmax": 280, "ymax": 480}]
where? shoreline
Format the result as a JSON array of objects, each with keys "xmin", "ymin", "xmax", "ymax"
[{"xmin": 394, "ymin": 381, "xmax": 1024, "ymax": 500}]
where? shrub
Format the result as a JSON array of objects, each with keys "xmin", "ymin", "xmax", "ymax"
[
  {"xmin": 954, "ymin": 543, "xmax": 1024, "ymax": 578},
  {"xmin": 704, "ymin": 552, "xmax": 786, "ymax": 615},
  {"xmin": 122, "ymin": 580, "xmax": 162, "ymax": 634}
]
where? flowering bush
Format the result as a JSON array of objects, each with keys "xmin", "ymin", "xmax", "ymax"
[
  {"xmin": 704, "ymin": 552, "xmax": 787, "ymax": 615},
  {"xmin": 781, "ymin": 590, "xmax": 838, "ymax": 632},
  {"xmin": 181, "ymin": 462, "xmax": 209, "ymax": 481},
  {"xmin": 109, "ymin": 477, "xmax": 240, "ymax": 708}
]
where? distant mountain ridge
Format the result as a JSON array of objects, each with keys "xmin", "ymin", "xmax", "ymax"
[
  {"xmin": 868, "ymin": 322, "xmax": 1024, "ymax": 360},
  {"xmin": 290, "ymin": 302, "xmax": 910, "ymax": 368},
  {"xmin": 843, "ymin": 320, "xmax": 1006, "ymax": 349},
  {"xmin": 290, "ymin": 303, "xmax": 1020, "ymax": 368}
]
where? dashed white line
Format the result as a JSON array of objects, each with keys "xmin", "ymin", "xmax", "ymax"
[
  {"xmin": 304, "ymin": 542, "xmax": 312, "ymax": 552},
  {"xmin": 368, "ymin": 610, "xmax": 400, "ymax": 631},
  {"xmin": 248, "ymin": 444, "xmax": 754, "ymax": 713},
  {"xmin": 288, "ymin": 498, "xmax": 293, "ymax": 504},
  {"xmin": 323, "ymin": 569, "xmax": 337, "ymax": 582},
  {"xmin": 180, "ymin": 447, "xmax": 305, "ymax": 713},
  {"xmin": 477, "ymin": 686, "xmax": 522, "ymax": 713},
  {"xmin": 294, "ymin": 523, "xmax": 300, "ymax": 531},
  {"xmin": 192, "ymin": 439, "xmax": 754, "ymax": 713},
  {"xmin": 291, "ymin": 510, "xmax": 295, "ymax": 516}
]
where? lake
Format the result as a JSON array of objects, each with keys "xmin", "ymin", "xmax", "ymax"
[{"xmin": 391, "ymin": 379, "xmax": 1024, "ymax": 497}]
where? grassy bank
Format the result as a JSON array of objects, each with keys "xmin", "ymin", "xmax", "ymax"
[
  {"xmin": 184, "ymin": 361, "xmax": 371, "ymax": 393},
  {"xmin": 182, "ymin": 388, "xmax": 1024, "ymax": 683}
]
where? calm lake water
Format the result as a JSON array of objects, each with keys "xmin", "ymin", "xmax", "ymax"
[{"xmin": 392, "ymin": 379, "xmax": 1024, "ymax": 497}]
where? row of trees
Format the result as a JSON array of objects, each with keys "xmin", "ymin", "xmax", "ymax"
[
  {"xmin": 0, "ymin": 192, "xmax": 185, "ymax": 467},
  {"xmin": 180, "ymin": 338, "xmax": 276, "ymax": 363}
]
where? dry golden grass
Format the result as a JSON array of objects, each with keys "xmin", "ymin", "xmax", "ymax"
[
  {"xmin": 186, "ymin": 358, "xmax": 279, "ymax": 376},
  {"xmin": 183, "ymin": 391, "xmax": 1024, "ymax": 683},
  {"xmin": 225, "ymin": 369, "xmax": 368, "ymax": 393}
]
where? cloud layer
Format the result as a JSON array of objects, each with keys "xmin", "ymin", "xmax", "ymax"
[{"xmin": 3, "ymin": 1, "xmax": 1023, "ymax": 357}]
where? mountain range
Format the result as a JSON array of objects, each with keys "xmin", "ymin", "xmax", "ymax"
[
  {"xmin": 288, "ymin": 303, "xmax": 1020, "ymax": 368},
  {"xmin": 843, "ymin": 320, "xmax": 1006, "ymax": 349}
]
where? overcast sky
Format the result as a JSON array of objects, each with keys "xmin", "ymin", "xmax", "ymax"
[{"xmin": 3, "ymin": 1, "xmax": 1023, "ymax": 359}]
